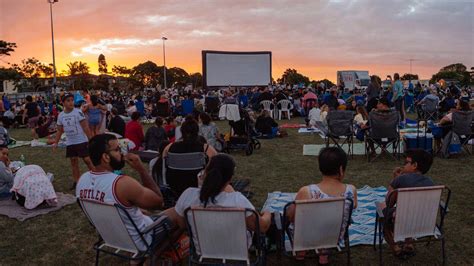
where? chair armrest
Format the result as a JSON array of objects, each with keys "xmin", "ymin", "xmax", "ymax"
[
  {"xmin": 439, "ymin": 200, "xmax": 449, "ymax": 213},
  {"xmin": 274, "ymin": 213, "xmax": 283, "ymax": 231},
  {"xmin": 142, "ymin": 215, "xmax": 170, "ymax": 234},
  {"xmin": 375, "ymin": 201, "xmax": 386, "ymax": 219}
]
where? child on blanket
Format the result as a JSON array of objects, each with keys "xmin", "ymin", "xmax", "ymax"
[{"xmin": 286, "ymin": 147, "xmax": 358, "ymax": 264}]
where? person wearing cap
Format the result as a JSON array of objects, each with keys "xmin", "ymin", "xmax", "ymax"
[{"xmin": 53, "ymin": 93, "xmax": 95, "ymax": 190}]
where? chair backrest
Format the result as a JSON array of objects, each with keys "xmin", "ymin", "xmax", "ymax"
[
  {"xmin": 393, "ymin": 186, "xmax": 444, "ymax": 242},
  {"xmin": 422, "ymin": 97, "xmax": 438, "ymax": 112},
  {"xmin": 156, "ymin": 101, "xmax": 170, "ymax": 116},
  {"xmin": 292, "ymin": 198, "xmax": 346, "ymax": 252},
  {"xmin": 452, "ymin": 111, "xmax": 473, "ymax": 136},
  {"xmin": 260, "ymin": 100, "xmax": 273, "ymax": 110},
  {"xmin": 205, "ymin": 97, "xmax": 220, "ymax": 112},
  {"xmin": 327, "ymin": 110, "xmax": 354, "ymax": 136},
  {"xmin": 186, "ymin": 207, "xmax": 251, "ymax": 263},
  {"xmin": 277, "ymin": 99, "xmax": 292, "ymax": 111},
  {"xmin": 368, "ymin": 110, "xmax": 399, "ymax": 139},
  {"xmin": 165, "ymin": 152, "xmax": 207, "ymax": 171},
  {"xmin": 79, "ymin": 199, "xmax": 139, "ymax": 254}
]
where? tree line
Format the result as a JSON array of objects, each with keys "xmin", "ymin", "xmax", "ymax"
[{"xmin": 0, "ymin": 40, "xmax": 472, "ymax": 92}]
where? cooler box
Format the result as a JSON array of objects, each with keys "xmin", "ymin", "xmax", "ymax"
[{"xmin": 403, "ymin": 133, "xmax": 433, "ymax": 152}]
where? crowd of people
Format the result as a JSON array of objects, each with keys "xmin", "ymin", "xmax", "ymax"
[{"xmin": 0, "ymin": 76, "xmax": 471, "ymax": 264}]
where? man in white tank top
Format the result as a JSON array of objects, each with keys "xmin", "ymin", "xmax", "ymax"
[{"xmin": 76, "ymin": 134, "xmax": 166, "ymax": 251}]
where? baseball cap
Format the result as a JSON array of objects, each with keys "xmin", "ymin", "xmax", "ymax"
[{"xmin": 62, "ymin": 93, "xmax": 74, "ymax": 102}]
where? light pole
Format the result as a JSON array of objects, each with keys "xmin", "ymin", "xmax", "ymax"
[
  {"xmin": 48, "ymin": 0, "xmax": 58, "ymax": 93},
  {"xmin": 162, "ymin": 36, "xmax": 167, "ymax": 90}
]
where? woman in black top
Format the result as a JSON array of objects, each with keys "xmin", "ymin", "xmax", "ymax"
[
  {"xmin": 256, "ymin": 110, "xmax": 279, "ymax": 135},
  {"xmin": 22, "ymin": 95, "xmax": 41, "ymax": 129},
  {"xmin": 161, "ymin": 116, "xmax": 217, "ymax": 197}
]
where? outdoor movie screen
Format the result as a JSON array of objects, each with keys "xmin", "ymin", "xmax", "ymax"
[{"xmin": 202, "ymin": 51, "xmax": 272, "ymax": 87}]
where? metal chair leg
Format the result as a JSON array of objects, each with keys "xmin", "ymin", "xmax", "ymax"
[
  {"xmin": 441, "ymin": 237, "xmax": 446, "ymax": 266},
  {"xmin": 378, "ymin": 221, "xmax": 383, "ymax": 266},
  {"xmin": 95, "ymin": 250, "xmax": 100, "ymax": 266},
  {"xmin": 373, "ymin": 213, "xmax": 378, "ymax": 250}
]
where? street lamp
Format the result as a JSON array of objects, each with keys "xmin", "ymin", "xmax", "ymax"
[
  {"xmin": 162, "ymin": 36, "xmax": 167, "ymax": 90},
  {"xmin": 48, "ymin": 0, "xmax": 58, "ymax": 93}
]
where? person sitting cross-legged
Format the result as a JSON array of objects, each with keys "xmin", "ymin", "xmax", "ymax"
[
  {"xmin": 383, "ymin": 149, "xmax": 435, "ymax": 258},
  {"xmin": 286, "ymin": 147, "xmax": 358, "ymax": 264}
]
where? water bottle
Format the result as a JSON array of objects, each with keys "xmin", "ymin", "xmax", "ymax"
[{"xmin": 20, "ymin": 154, "xmax": 25, "ymax": 164}]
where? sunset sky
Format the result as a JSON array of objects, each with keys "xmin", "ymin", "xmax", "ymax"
[{"xmin": 1, "ymin": 0, "xmax": 473, "ymax": 82}]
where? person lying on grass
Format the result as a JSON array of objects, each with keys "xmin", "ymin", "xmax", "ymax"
[
  {"xmin": 286, "ymin": 147, "xmax": 358, "ymax": 265},
  {"xmin": 383, "ymin": 148, "xmax": 435, "ymax": 259}
]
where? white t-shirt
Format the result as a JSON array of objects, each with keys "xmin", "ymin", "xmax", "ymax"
[
  {"xmin": 354, "ymin": 113, "xmax": 367, "ymax": 126},
  {"xmin": 57, "ymin": 108, "xmax": 88, "ymax": 146},
  {"xmin": 308, "ymin": 108, "xmax": 321, "ymax": 123},
  {"xmin": 175, "ymin": 187, "xmax": 255, "ymax": 253}
]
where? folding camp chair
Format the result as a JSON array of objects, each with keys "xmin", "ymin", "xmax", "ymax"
[
  {"xmin": 156, "ymin": 101, "xmax": 171, "ymax": 117},
  {"xmin": 79, "ymin": 199, "xmax": 172, "ymax": 266},
  {"xmin": 162, "ymin": 152, "xmax": 207, "ymax": 198},
  {"xmin": 373, "ymin": 186, "xmax": 451, "ymax": 265},
  {"xmin": 260, "ymin": 100, "xmax": 274, "ymax": 118},
  {"xmin": 276, "ymin": 99, "xmax": 293, "ymax": 120},
  {"xmin": 420, "ymin": 97, "xmax": 439, "ymax": 121},
  {"xmin": 205, "ymin": 97, "xmax": 220, "ymax": 119},
  {"xmin": 281, "ymin": 198, "xmax": 354, "ymax": 265},
  {"xmin": 451, "ymin": 111, "xmax": 474, "ymax": 155},
  {"xmin": 365, "ymin": 110, "xmax": 401, "ymax": 162},
  {"xmin": 184, "ymin": 207, "xmax": 266, "ymax": 265},
  {"xmin": 326, "ymin": 111, "xmax": 354, "ymax": 157}
]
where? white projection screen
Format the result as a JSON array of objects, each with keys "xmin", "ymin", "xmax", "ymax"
[{"xmin": 202, "ymin": 51, "xmax": 272, "ymax": 88}]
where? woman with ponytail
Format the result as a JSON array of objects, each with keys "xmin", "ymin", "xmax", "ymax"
[
  {"xmin": 169, "ymin": 154, "xmax": 272, "ymax": 252},
  {"xmin": 161, "ymin": 116, "xmax": 217, "ymax": 196}
]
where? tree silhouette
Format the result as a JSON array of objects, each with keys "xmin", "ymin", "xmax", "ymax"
[
  {"xmin": 131, "ymin": 61, "xmax": 161, "ymax": 88},
  {"xmin": 401, "ymin": 73, "xmax": 419, "ymax": 81},
  {"xmin": 0, "ymin": 40, "xmax": 16, "ymax": 57},
  {"xmin": 277, "ymin": 68, "xmax": 310, "ymax": 85},
  {"xmin": 67, "ymin": 61, "xmax": 90, "ymax": 76},
  {"xmin": 112, "ymin": 65, "xmax": 132, "ymax": 77},
  {"xmin": 98, "ymin": 54, "xmax": 108, "ymax": 74},
  {"xmin": 431, "ymin": 63, "xmax": 471, "ymax": 85}
]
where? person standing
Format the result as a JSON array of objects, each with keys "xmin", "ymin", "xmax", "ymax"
[
  {"xmin": 53, "ymin": 93, "xmax": 95, "ymax": 189},
  {"xmin": 125, "ymin": 112, "xmax": 144, "ymax": 150},
  {"xmin": 391, "ymin": 73, "xmax": 405, "ymax": 122},
  {"xmin": 366, "ymin": 76, "xmax": 381, "ymax": 112}
]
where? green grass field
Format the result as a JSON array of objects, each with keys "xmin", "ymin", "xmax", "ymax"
[{"xmin": 1, "ymin": 118, "xmax": 473, "ymax": 265}]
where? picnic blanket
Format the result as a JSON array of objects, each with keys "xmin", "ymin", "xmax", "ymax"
[
  {"xmin": 298, "ymin": 127, "xmax": 322, "ymax": 134},
  {"xmin": 303, "ymin": 142, "xmax": 404, "ymax": 156},
  {"xmin": 262, "ymin": 185, "xmax": 387, "ymax": 247},
  {"xmin": 281, "ymin": 123, "xmax": 306, "ymax": 129},
  {"xmin": 8, "ymin": 140, "xmax": 31, "ymax": 149},
  {"xmin": 0, "ymin": 192, "xmax": 77, "ymax": 221}
]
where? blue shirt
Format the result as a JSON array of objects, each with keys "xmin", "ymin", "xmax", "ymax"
[{"xmin": 392, "ymin": 80, "xmax": 404, "ymax": 102}]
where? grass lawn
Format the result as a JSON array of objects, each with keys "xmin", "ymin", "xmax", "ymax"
[{"xmin": 1, "ymin": 118, "xmax": 473, "ymax": 265}]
